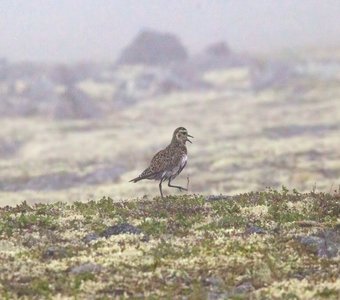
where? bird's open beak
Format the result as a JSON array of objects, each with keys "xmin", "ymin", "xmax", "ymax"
[{"xmin": 186, "ymin": 134, "xmax": 194, "ymax": 143}]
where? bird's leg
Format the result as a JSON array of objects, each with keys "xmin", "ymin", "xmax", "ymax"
[
  {"xmin": 159, "ymin": 179, "xmax": 164, "ymax": 198},
  {"xmin": 168, "ymin": 179, "xmax": 188, "ymax": 191}
]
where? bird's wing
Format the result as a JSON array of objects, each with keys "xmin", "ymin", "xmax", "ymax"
[
  {"xmin": 131, "ymin": 146, "xmax": 187, "ymax": 182},
  {"xmin": 130, "ymin": 147, "xmax": 172, "ymax": 182},
  {"xmin": 149, "ymin": 148, "xmax": 173, "ymax": 173}
]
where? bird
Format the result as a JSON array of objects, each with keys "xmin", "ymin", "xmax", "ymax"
[{"xmin": 130, "ymin": 127, "xmax": 193, "ymax": 198}]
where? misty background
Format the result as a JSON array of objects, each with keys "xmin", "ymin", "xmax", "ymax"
[
  {"xmin": 0, "ymin": 0, "xmax": 340, "ymax": 205},
  {"xmin": 2, "ymin": 0, "xmax": 340, "ymax": 62}
]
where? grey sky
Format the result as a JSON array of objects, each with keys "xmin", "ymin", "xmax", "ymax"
[{"xmin": 1, "ymin": 0, "xmax": 340, "ymax": 63}]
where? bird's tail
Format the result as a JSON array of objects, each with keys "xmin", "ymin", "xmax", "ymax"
[
  {"xmin": 129, "ymin": 176, "xmax": 143, "ymax": 183},
  {"xmin": 129, "ymin": 167, "xmax": 156, "ymax": 183}
]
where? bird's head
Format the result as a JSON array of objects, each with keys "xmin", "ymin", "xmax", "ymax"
[{"xmin": 172, "ymin": 127, "xmax": 193, "ymax": 145}]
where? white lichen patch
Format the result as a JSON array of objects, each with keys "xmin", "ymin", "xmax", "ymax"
[{"xmin": 240, "ymin": 205, "xmax": 269, "ymax": 219}]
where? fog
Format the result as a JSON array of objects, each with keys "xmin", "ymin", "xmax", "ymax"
[
  {"xmin": 0, "ymin": 1, "xmax": 339, "ymax": 203},
  {"xmin": 1, "ymin": 0, "xmax": 340, "ymax": 62}
]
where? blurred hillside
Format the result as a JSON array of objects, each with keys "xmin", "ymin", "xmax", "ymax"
[{"xmin": 0, "ymin": 31, "xmax": 339, "ymax": 205}]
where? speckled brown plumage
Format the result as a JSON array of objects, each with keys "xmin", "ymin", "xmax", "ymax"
[{"xmin": 130, "ymin": 127, "xmax": 193, "ymax": 198}]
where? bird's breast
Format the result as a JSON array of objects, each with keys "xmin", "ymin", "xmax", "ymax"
[
  {"xmin": 171, "ymin": 154, "xmax": 187, "ymax": 175},
  {"xmin": 180, "ymin": 154, "xmax": 188, "ymax": 168}
]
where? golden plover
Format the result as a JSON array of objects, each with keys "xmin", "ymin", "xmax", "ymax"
[{"xmin": 130, "ymin": 127, "xmax": 193, "ymax": 198}]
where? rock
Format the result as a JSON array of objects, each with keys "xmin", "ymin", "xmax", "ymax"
[
  {"xmin": 117, "ymin": 30, "xmax": 188, "ymax": 66},
  {"xmin": 245, "ymin": 225, "xmax": 267, "ymax": 235},
  {"xmin": 299, "ymin": 236, "xmax": 326, "ymax": 256},
  {"xmin": 205, "ymin": 42, "xmax": 231, "ymax": 58},
  {"xmin": 22, "ymin": 236, "xmax": 40, "ymax": 248},
  {"xmin": 317, "ymin": 229, "xmax": 340, "ymax": 258},
  {"xmin": 101, "ymin": 223, "xmax": 142, "ymax": 238},
  {"xmin": 233, "ymin": 281, "xmax": 255, "ymax": 294},
  {"xmin": 207, "ymin": 291, "xmax": 229, "ymax": 300},
  {"xmin": 42, "ymin": 246, "xmax": 68, "ymax": 259},
  {"xmin": 54, "ymin": 86, "xmax": 102, "ymax": 120},
  {"xmin": 83, "ymin": 223, "xmax": 148, "ymax": 244},
  {"xmin": 23, "ymin": 76, "xmax": 59, "ymax": 106},
  {"xmin": 70, "ymin": 263, "xmax": 102, "ymax": 275},
  {"xmin": 250, "ymin": 60, "xmax": 296, "ymax": 91},
  {"xmin": 83, "ymin": 232, "xmax": 100, "ymax": 243},
  {"xmin": 295, "ymin": 220, "xmax": 321, "ymax": 227},
  {"xmin": 205, "ymin": 195, "xmax": 233, "ymax": 202},
  {"xmin": 298, "ymin": 231, "xmax": 339, "ymax": 258},
  {"xmin": 292, "ymin": 273, "xmax": 305, "ymax": 280},
  {"xmin": 203, "ymin": 277, "xmax": 229, "ymax": 300},
  {"xmin": 203, "ymin": 276, "xmax": 223, "ymax": 288}
]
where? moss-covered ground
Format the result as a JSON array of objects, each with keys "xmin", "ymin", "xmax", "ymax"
[{"xmin": 0, "ymin": 189, "xmax": 339, "ymax": 299}]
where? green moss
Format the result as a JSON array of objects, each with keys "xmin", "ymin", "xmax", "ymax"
[
  {"xmin": 315, "ymin": 287, "xmax": 339, "ymax": 298},
  {"xmin": 139, "ymin": 219, "xmax": 167, "ymax": 236},
  {"xmin": 30, "ymin": 279, "xmax": 52, "ymax": 297},
  {"xmin": 0, "ymin": 212, "xmax": 58, "ymax": 237},
  {"xmin": 267, "ymin": 201, "xmax": 305, "ymax": 223},
  {"xmin": 72, "ymin": 272, "xmax": 96, "ymax": 291}
]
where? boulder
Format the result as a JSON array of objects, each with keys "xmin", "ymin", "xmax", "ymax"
[
  {"xmin": 205, "ymin": 42, "xmax": 231, "ymax": 58},
  {"xmin": 54, "ymin": 86, "xmax": 102, "ymax": 120},
  {"xmin": 117, "ymin": 30, "xmax": 188, "ymax": 66}
]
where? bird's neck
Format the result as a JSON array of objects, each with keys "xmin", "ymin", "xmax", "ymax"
[
  {"xmin": 170, "ymin": 139, "xmax": 187, "ymax": 151},
  {"xmin": 171, "ymin": 137, "xmax": 184, "ymax": 146}
]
